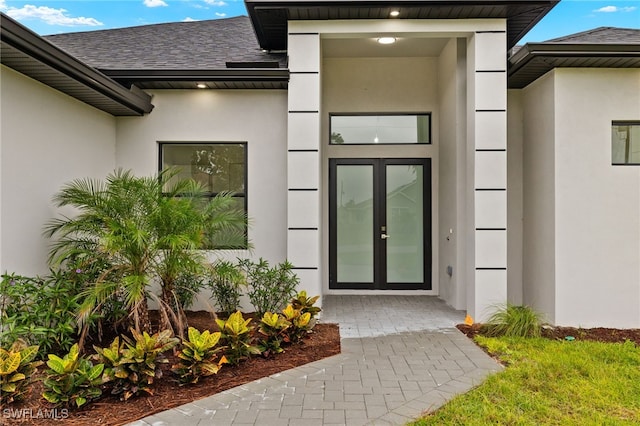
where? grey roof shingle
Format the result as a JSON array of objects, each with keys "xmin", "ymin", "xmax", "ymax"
[
  {"xmin": 44, "ymin": 16, "xmax": 286, "ymax": 70},
  {"xmin": 508, "ymin": 26, "xmax": 640, "ymax": 89},
  {"xmin": 544, "ymin": 27, "xmax": 640, "ymax": 44}
]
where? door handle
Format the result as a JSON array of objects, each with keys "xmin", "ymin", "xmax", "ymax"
[{"xmin": 381, "ymin": 234, "xmax": 390, "ymax": 239}]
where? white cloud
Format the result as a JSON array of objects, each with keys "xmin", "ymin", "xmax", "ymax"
[
  {"xmin": 144, "ymin": 0, "xmax": 168, "ymax": 7},
  {"xmin": 5, "ymin": 5, "xmax": 103, "ymax": 27},
  {"xmin": 215, "ymin": 12, "xmax": 226, "ymax": 17},
  {"xmin": 183, "ymin": 16, "xmax": 198, "ymax": 21},
  {"xmin": 0, "ymin": 0, "xmax": 7, "ymax": 11},
  {"xmin": 204, "ymin": 0, "xmax": 227, "ymax": 6},
  {"xmin": 594, "ymin": 5, "xmax": 637, "ymax": 13}
]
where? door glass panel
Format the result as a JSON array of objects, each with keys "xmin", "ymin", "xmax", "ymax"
[
  {"xmin": 386, "ymin": 165, "xmax": 424, "ymax": 283},
  {"xmin": 336, "ymin": 165, "xmax": 374, "ymax": 283}
]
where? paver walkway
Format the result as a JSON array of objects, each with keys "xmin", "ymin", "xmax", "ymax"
[{"xmin": 130, "ymin": 296, "xmax": 502, "ymax": 426}]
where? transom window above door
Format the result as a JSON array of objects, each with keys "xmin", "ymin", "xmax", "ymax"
[{"xmin": 330, "ymin": 113, "xmax": 431, "ymax": 145}]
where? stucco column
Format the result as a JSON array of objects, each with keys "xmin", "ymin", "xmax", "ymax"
[
  {"xmin": 468, "ymin": 30, "xmax": 508, "ymax": 321},
  {"xmin": 286, "ymin": 30, "xmax": 323, "ymax": 301}
]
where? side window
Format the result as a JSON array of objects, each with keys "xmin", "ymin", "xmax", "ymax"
[
  {"xmin": 612, "ymin": 122, "xmax": 640, "ymax": 165},
  {"xmin": 160, "ymin": 142, "xmax": 247, "ymax": 248}
]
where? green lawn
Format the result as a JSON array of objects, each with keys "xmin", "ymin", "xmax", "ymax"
[{"xmin": 410, "ymin": 336, "xmax": 640, "ymax": 425}]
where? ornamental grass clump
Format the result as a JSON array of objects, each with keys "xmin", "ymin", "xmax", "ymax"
[{"xmin": 483, "ymin": 303, "xmax": 544, "ymax": 338}]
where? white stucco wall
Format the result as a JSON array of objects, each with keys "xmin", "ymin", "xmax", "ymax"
[
  {"xmin": 437, "ymin": 38, "xmax": 468, "ymax": 309},
  {"xmin": 115, "ymin": 89, "xmax": 289, "ymax": 309},
  {"xmin": 522, "ymin": 71, "xmax": 557, "ymax": 324},
  {"xmin": 521, "ymin": 68, "xmax": 640, "ymax": 328},
  {"xmin": 506, "ymin": 89, "xmax": 524, "ymax": 305},
  {"xmin": 553, "ymin": 68, "xmax": 640, "ymax": 328},
  {"xmin": 0, "ymin": 66, "xmax": 117, "ymax": 276},
  {"xmin": 321, "ymin": 56, "xmax": 439, "ymax": 295}
]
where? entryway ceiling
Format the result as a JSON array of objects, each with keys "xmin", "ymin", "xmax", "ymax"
[{"xmin": 323, "ymin": 37, "xmax": 449, "ymax": 58}]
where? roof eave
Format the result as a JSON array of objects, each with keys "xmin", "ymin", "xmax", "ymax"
[
  {"xmin": 508, "ymin": 42, "xmax": 640, "ymax": 89},
  {"xmin": 0, "ymin": 13, "xmax": 154, "ymax": 116},
  {"xmin": 244, "ymin": 0, "xmax": 559, "ymax": 50},
  {"xmin": 102, "ymin": 68, "xmax": 290, "ymax": 82}
]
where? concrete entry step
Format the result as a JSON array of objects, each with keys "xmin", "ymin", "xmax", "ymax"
[{"xmin": 321, "ymin": 295, "xmax": 466, "ymax": 338}]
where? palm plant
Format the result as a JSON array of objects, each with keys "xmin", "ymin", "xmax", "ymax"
[
  {"xmin": 45, "ymin": 168, "xmax": 246, "ymax": 345},
  {"xmin": 152, "ymin": 174, "xmax": 246, "ymax": 335}
]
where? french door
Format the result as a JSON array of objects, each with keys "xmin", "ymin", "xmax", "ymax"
[{"xmin": 329, "ymin": 158, "xmax": 431, "ymax": 290}]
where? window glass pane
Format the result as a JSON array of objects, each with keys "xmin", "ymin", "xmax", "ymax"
[
  {"xmin": 330, "ymin": 114, "xmax": 430, "ymax": 144},
  {"xmin": 162, "ymin": 144, "xmax": 245, "ymax": 193},
  {"xmin": 612, "ymin": 123, "xmax": 640, "ymax": 165},
  {"xmin": 336, "ymin": 165, "xmax": 374, "ymax": 283},
  {"xmin": 386, "ymin": 165, "xmax": 424, "ymax": 283},
  {"xmin": 161, "ymin": 143, "xmax": 247, "ymax": 249},
  {"xmin": 205, "ymin": 196, "xmax": 246, "ymax": 249}
]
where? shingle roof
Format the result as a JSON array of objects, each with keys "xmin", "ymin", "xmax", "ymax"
[
  {"xmin": 245, "ymin": 0, "xmax": 559, "ymax": 50},
  {"xmin": 508, "ymin": 27, "xmax": 640, "ymax": 89},
  {"xmin": 44, "ymin": 16, "xmax": 286, "ymax": 71},
  {"xmin": 545, "ymin": 27, "xmax": 640, "ymax": 44},
  {"xmin": 1, "ymin": 13, "xmax": 153, "ymax": 116}
]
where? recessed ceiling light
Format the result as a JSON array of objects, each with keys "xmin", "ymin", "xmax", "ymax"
[
  {"xmin": 196, "ymin": 83, "xmax": 207, "ymax": 89},
  {"xmin": 390, "ymin": 10, "xmax": 400, "ymax": 17},
  {"xmin": 377, "ymin": 37, "xmax": 397, "ymax": 45}
]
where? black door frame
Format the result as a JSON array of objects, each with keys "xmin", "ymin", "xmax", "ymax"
[{"xmin": 329, "ymin": 158, "xmax": 432, "ymax": 290}]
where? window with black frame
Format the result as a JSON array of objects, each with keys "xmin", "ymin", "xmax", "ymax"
[
  {"xmin": 160, "ymin": 142, "xmax": 247, "ymax": 248},
  {"xmin": 612, "ymin": 122, "xmax": 640, "ymax": 165},
  {"xmin": 330, "ymin": 113, "xmax": 431, "ymax": 145}
]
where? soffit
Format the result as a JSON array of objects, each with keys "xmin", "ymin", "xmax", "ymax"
[
  {"xmin": 323, "ymin": 37, "xmax": 449, "ymax": 57},
  {"xmin": 103, "ymin": 69, "xmax": 290, "ymax": 90},
  {"xmin": 0, "ymin": 14, "xmax": 153, "ymax": 116},
  {"xmin": 245, "ymin": 0, "xmax": 559, "ymax": 50},
  {"xmin": 508, "ymin": 43, "xmax": 640, "ymax": 89}
]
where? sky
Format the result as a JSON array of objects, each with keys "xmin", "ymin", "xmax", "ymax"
[{"xmin": 0, "ymin": 0, "xmax": 638, "ymax": 42}]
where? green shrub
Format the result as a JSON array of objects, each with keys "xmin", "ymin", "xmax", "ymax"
[
  {"xmin": 483, "ymin": 303, "xmax": 544, "ymax": 338},
  {"xmin": 280, "ymin": 305, "xmax": 312, "ymax": 344},
  {"xmin": 42, "ymin": 343, "xmax": 103, "ymax": 408},
  {"xmin": 290, "ymin": 291, "xmax": 321, "ymax": 320},
  {"xmin": 257, "ymin": 312, "xmax": 290, "ymax": 356},
  {"xmin": 207, "ymin": 261, "xmax": 245, "ymax": 315},
  {"xmin": 239, "ymin": 258, "xmax": 299, "ymax": 316},
  {"xmin": 0, "ymin": 340, "xmax": 43, "ymax": 404},
  {"xmin": 172, "ymin": 327, "xmax": 226, "ymax": 385},
  {"xmin": 173, "ymin": 272, "xmax": 206, "ymax": 312},
  {"xmin": 0, "ymin": 272, "xmax": 82, "ymax": 357},
  {"xmin": 94, "ymin": 329, "xmax": 179, "ymax": 400},
  {"xmin": 215, "ymin": 311, "xmax": 260, "ymax": 365}
]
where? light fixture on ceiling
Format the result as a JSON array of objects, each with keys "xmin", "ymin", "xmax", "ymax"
[
  {"xmin": 377, "ymin": 37, "xmax": 396, "ymax": 45},
  {"xmin": 196, "ymin": 83, "xmax": 207, "ymax": 89},
  {"xmin": 389, "ymin": 10, "xmax": 400, "ymax": 17}
]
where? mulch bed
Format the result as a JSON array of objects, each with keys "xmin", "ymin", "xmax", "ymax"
[
  {"xmin": 456, "ymin": 323, "xmax": 640, "ymax": 345},
  {"xmin": 5, "ymin": 311, "xmax": 341, "ymax": 426}
]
